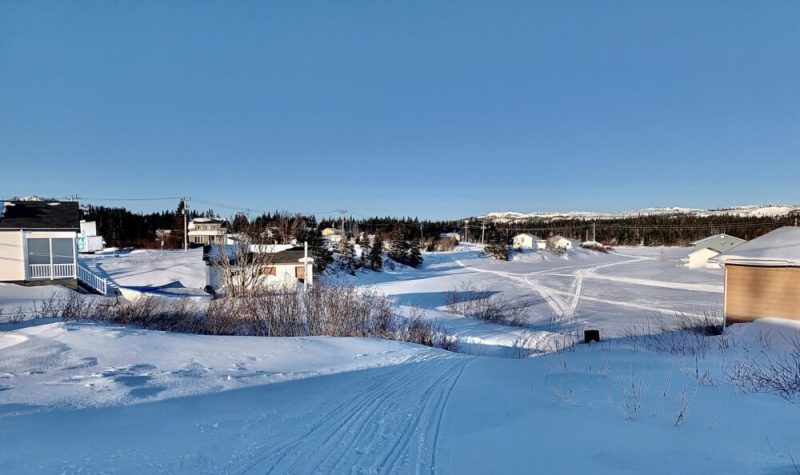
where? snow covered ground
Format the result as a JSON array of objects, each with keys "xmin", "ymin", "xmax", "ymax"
[
  {"xmin": 3, "ymin": 244, "xmax": 799, "ymax": 473},
  {"xmin": 354, "ymin": 244, "xmax": 723, "ymax": 356},
  {"xmin": 2, "ymin": 320, "xmax": 800, "ymax": 473}
]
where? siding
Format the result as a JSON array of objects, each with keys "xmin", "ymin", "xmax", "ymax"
[
  {"xmin": 725, "ymin": 265, "xmax": 800, "ymax": 323},
  {"xmin": 0, "ymin": 231, "xmax": 25, "ymax": 281}
]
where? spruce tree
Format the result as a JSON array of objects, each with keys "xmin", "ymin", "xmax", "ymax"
[
  {"xmin": 336, "ymin": 238, "xmax": 359, "ymax": 275},
  {"xmin": 367, "ymin": 235, "xmax": 384, "ymax": 271}
]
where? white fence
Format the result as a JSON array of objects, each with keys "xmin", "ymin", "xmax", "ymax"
[
  {"xmin": 28, "ymin": 263, "xmax": 76, "ymax": 280},
  {"xmin": 77, "ymin": 264, "xmax": 108, "ymax": 296}
]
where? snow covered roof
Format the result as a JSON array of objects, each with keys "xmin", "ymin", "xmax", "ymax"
[
  {"xmin": 712, "ymin": 227, "xmax": 800, "ymax": 267},
  {"xmin": 691, "ymin": 233, "xmax": 746, "ymax": 247}
]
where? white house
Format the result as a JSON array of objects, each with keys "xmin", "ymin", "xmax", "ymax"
[
  {"xmin": 547, "ymin": 235, "xmax": 579, "ymax": 251},
  {"xmin": 686, "ymin": 233, "xmax": 747, "ymax": 269},
  {"xmin": 513, "ymin": 233, "xmax": 545, "ymax": 250},
  {"xmin": 259, "ymin": 247, "xmax": 314, "ymax": 288},
  {"xmin": 0, "ymin": 200, "xmax": 80, "ymax": 285},
  {"xmin": 188, "ymin": 217, "xmax": 227, "ymax": 246},
  {"xmin": 208, "ymin": 244, "xmax": 314, "ymax": 290}
]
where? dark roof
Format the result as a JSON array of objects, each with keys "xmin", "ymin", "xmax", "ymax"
[
  {"xmin": 269, "ymin": 249, "xmax": 306, "ymax": 265},
  {"xmin": 0, "ymin": 201, "xmax": 80, "ymax": 230}
]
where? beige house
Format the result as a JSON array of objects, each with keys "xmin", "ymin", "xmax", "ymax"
[
  {"xmin": 321, "ymin": 227, "xmax": 344, "ymax": 244},
  {"xmin": 188, "ymin": 218, "xmax": 227, "ymax": 245},
  {"xmin": 712, "ymin": 227, "xmax": 800, "ymax": 324}
]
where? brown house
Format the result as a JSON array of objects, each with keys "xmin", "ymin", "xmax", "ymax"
[{"xmin": 712, "ymin": 227, "xmax": 800, "ymax": 324}]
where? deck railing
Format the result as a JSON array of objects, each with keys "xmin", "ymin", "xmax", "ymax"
[
  {"xmin": 28, "ymin": 263, "xmax": 76, "ymax": 280},
  {"xmin": 77, "ymin": 264, "xmax": 108, "ymax": 295}
]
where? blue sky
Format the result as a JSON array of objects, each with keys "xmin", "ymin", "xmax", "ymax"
[{"xmin": 1, "ymin": 1, "xmax": 798, "ymax": 219}]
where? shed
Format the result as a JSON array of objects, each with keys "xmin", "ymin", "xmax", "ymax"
[
  {"xmin": 691, "ymin": 234, "xmax": 746, "ymax": 253},
  {"xmin": 512, "ymin": 233, "xmax": 545, "ymax": 250},
  {"xmin": 712, "ymin": 227, "xmax": 800, "ymax": 324}
]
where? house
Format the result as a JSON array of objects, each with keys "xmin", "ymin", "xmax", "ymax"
[
  {"xmin": 321, "ymin": 227, "xmax": 344, "ymax": 244},
  {"xmin": 77, "ymin": 220, "xmax": 105, "ymax": 253},
  {"xmin": 547, "ymin": 235, "xmax": 578, "ymax": 251},
  {"xmin": 208, "ymin": 244, "xmax": 314, "ymax": 290},
  {"xmin": 712, "ymin": 227, "xmax": 800, "ymax": 324},
  {"xmin": 686, "ymin": 233, "xmax": 747, "ymax": 269},
  {"xmin": 260, "ymin": 246, "xmax": 314, "ymax": 287},
  {"xmin": 513, "ymin": 233, "xmax": 545, "ymax": 250},
  {"xmin": 188, "ymin": 217, "xmax": 227, "ymax": 246},
  {"xmin": 0, "ymin": 200, "xmax": 81, "ymax": 288}
]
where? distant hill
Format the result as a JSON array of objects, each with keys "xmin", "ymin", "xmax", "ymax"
[{"xmin": 480, "ymin": 205, "xmax": 800, "ymax": 222}]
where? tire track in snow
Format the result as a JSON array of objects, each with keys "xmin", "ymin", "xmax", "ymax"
[{"xmin": 217, "ymin": 353, "xmax": 469, "ymax": 475}]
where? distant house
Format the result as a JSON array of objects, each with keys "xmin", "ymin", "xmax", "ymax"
[
  {"xmin": 321, "ymin": 227, "xmax": 344, "ymax": 244},
  {"xmin": 513, "ymin": 233, "xmax": 545, "ymax": 250},
  {"xmin": 687, "ymin": 233, "xmax": 747, "ymax": 269},
  {"xmin": 0, "ymin": 200, "xmax": 81, "ymax": 288},
  {"xmin": 712, "ymin": 227, "xmax": 800, "ymax": 324},
  {"xmin": 547, "ymin": 235, "xmax": 578, "ymax": 251},
  {"xmin": 188, "ymin": 218, "xmax": 227, "ymax": 246}
]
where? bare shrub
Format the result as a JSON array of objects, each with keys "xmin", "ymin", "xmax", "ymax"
[
  {"xmin": 726, "ymin": 338, "xmax": 800, "ymax": 400},
  {"xmin": 46, "ymin": 284, "xmax": 458, "ymax": 352},
  {"xmin": 622, "ymin": 308, "xmax": 723, "ymax": 357},
  {"xmin": 445, "ymin": 282, "xmax": 528, "ymax": 326},
  {"xmin": 434, "ymin": 236, "xmax": 459, "ymax": 252}
]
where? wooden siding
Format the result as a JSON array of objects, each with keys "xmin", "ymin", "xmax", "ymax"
[{"xmin": 725, "ymin": 265, "xmax": 800, "ymax": 323}]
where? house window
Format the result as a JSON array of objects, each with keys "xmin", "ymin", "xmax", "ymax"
[
  {"xmin": 295, "ymin": 266, "xmax": 305, "ymax": 279},
  {"xmin": 262, "ymin": 266, "xmax": 277, "ymax": 276},
  {"xmin": 26, "ymin": 237, "xmax": 75, "ymax": 266},
  {"xmin": 194, "ymin": 236, "xmax": 204, "ymax": 244},
  {"xmin": 26, "ymin": 238, "xmax": 51, "ymax": 265}
]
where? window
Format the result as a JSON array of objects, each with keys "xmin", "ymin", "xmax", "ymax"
[
  {"xmin": 295, "ymin": 266, "xmax": 305, "ymax": 279},
  {"xmin": 262, "ymin": 266, "xmax": 277, "ymax": 276},
  {"xmin": 194, "ymin": 236, "xmax": 204, "ymax": 244},
  {"xmin": 26, "ymin": 237, "xmax": 75, "ymax": 265},
  {"xmin": 26, "ymin": 238, "xmax": 50, "ymax": 265}
]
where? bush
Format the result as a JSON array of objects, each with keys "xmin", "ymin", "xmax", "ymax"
[
  {"xmin": 27, "ymin": 285, "xmax": 457, "ymax": 352},
  {"xmin": 444, "ymin": 282, "xmax": 528, "ymax": 326},
  {"xmin": 726, "ymin": 335, "xmax": 800, "ymax": 400}
]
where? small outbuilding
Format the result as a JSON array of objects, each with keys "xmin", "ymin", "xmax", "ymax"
[{"xmin": 712, "ymin": 227, "xmax": 800, "ymax": 324}]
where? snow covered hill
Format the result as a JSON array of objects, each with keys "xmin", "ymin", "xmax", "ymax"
[{"xmin": 481, "ymin": 204, "xmax": 800, "ymax": 222}]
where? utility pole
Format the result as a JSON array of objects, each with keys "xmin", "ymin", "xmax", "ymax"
[
  {"xmin": 481, "ymin": 221, "xmax": 486, "ymax": 245},
  {"xmin": 593, "ymin": 221, "xmax": 596, "ymax": 241},
  {"xmin": 182, "ymin": 197, "xmax": 190, "ymax": 251},
  {"xmin": 420, "ymin": 223, "xmax": 424, "ymax": 242},
  {"xmin": 463, "ymin": 220, "xmax": 469, "ymax": 243},
  {"xmin": 339, "ymin": 209, "xmax": 347, "ymax": 240}
]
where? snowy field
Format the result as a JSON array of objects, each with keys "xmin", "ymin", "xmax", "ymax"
[
  {"xmin": 3, "ymin": 244, "xmax": 800, "ymax": 473},
  {"xmin": 357, "ymin": 244, "xmax": 724, "ymax": 356}
]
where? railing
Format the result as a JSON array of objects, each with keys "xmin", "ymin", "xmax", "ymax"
[
  {"xmin": 28, "ymin": 263, "xmax": 76, "ymax": 280},
  {"xmin": 77, "ymin": 264, "xmax": 108, "ymax": 296}
]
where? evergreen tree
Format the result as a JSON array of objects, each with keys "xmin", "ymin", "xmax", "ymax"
[
  {"xmin": 407, "ymin": 237, "xmax": 423, "ymax": 268},
  {"xmin": 336, "ymin": 238, "xmax": 359, "ymax": 275},
  {"xmin": 367, "ymin": 235, "xmax": 384, "ymax": 271}
]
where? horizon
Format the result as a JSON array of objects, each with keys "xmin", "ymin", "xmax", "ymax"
[{"xmin": 2, "ymin": 1, "xmax": 798, "ymax": 219}]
